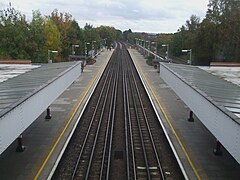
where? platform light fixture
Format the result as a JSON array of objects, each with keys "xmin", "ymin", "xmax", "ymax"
[
  {"xmin": 182, "ymin": 49, "xmax": 192, "ymax": 65},
  {"xmin": 72, "ymin": 44, "xmax": 79, "ymax": 55},
  {"xmin": 135, "ymin": 38, "xmax": 139, "ymax": 45},
  {"xmin": 151, "ymin": 41, "xmax": 157, "ymax": 54},
  {"xmin": 84, "ymin": 42, "xmax": 90, "ymax": 57},
  {"xmin": 48, "ymin": 50, "xmax": 58, "ymax": 63},
  {"xmin": 103, "ymin": 38, "xmax": 107, "ymax": 47},
  {"xmin": 145, "ymin": 41, "xmax": 150, "ymax": 56},
  {"xmin": 92, "ymin": 41, "xmax": 96, "ymax": 57},
  {"xmin": 162, "ymin": 44, "xmax": 170, "ymax": 62}
]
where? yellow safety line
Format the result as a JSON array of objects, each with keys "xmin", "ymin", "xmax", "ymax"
[
  {"xmin": 34, "ymin": 60, "xmax": 107, "ymax": 180},
  {"xmin": 132, "ymin": 55, "xmax": 201, "ymax": 180}
]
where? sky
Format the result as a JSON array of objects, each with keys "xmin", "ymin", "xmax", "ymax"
[{"xmin": 1, "ymin": 0, "xmax": 209, "ymax": 33}]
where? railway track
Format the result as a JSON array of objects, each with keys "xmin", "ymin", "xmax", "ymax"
[{"xmin": 52, "ymin": 42, "xmax": 184, "ymax": 179}]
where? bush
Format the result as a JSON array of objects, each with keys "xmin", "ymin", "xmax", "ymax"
[
  {"xmin": 86, "ymin": 57, "xmax": 96, "ymax": 65},
  {"xmin": 146, "ymin": 55, "xmax": 154, "ymax": 66}
]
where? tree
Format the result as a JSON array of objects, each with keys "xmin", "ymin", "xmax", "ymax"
[
  {"xmin": 206, "ymin": 0, "xmax": 240, "ymax": 61},
  {"xmin": 194, "ymin": 19, "xmax": 217, "ymax": 65},
  {"xmin": 156, "ymin": 33, "xmax": 173, "ymax": 56},
  {"xmin": 66, "ymin": 19, "xmax": 84, "ymax": 55},
  {"xmin": 123, "ymin": 29, "xmax": 132, "ymax": 41},
  {"xmin": 171, "ymin": 32, "xmax": 184, "ymax": 57},
  {"xmin": 28, "ymin": 10, "xmax": 46, "ymax": 62},
  {"xmin": 50, "ymin": 9, "xmax": 73, "ymax": 60},
  {"xmin": 0, "ymin": 3, "xmax": 30, "ymax": 59},
  {"xmin": 43, "ymin": 19, "xmax": 61, "ymax": 62},
  {"xmin": 185, "ymin": 15, "xmax": 201, "ymax": 32},
  {"xmin": 83, "ymin": 23, "xmax": 101, "ymax": 51},
  {"xmin": 116, "ymin": 29, "xmax": 123, "ymax": 40},
  {"xmin": 96, "ymin": 26, "xmax": 116, "ymax": 48}
]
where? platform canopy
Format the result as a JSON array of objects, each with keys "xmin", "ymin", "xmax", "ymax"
[
  {"xmin": 160, "ymin": 63, "xmax": 240, "ymax": 164},
  {"xmin": 0, "ymin": 62, "xmax": 81, "ymax": 154}
]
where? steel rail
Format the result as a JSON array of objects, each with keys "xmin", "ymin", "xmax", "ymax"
[
  {"xmin": 124, "ymin": 44, "xmax": 165, "ymax": 179},
  {"xmin": 71, "ymin": 68, "xmax": 113, "ymax": 179},
  {"xmin": 106, "ymin": 56, "xmax": 120, "ymax": 179},
  {"xmin": 99, "ymin": 49, "xmax": 120, "ymax": 179},
  {"xmin": 127, "ymin": 66, "xmax": 151, "ymax": 179},
  {"xmin": 124, "ymin": 58, "xmax": 138, "ymax": 180},
  {"xmin": 99, "ymin": 71, "xmax": 116, "ymax": 179},
  {"xmin": 123, "ymin": 71, "xmax": 131, "ymax": 179},
  {"xmin": 128, "ymin": 49, "xmax": 165, "ymax": 179},
  {"xmin": 131, "ymin": 67, "xmax": 165, "ymax": 179},
  {"xmin": 84, "ymin": 63, "xmax": 115, "ymax": 180}
]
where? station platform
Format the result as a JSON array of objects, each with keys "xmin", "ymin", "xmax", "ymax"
[
  {"xmin": 0, "ymin": 49, "xmax": 113, "ymax": 179},
  {"xmin": 128, "ymin": 48, "xmax": 240, "ymax": 179}
]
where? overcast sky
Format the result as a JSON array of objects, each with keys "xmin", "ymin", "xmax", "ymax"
[{"xmin": 1, "ymin": 0, "xmax": 209, "ymax": 33}]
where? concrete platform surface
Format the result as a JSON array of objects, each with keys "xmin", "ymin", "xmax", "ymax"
[
  {"xmin": 0, "ymin": 49, "xmax": 113, "ymax": 180},
  {"xmin": 128, "ymin": 48, "xmax": 240, "ymax": 180}
]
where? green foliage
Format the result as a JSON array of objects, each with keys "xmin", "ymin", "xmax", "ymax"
[
  {"xmin": 43, "ymin": 19, "xmax": 61, "ymax": 62},
  {"xmin": 170, "ymin": 32, "xmax": 183, "ymax": 57},
  {"xmin": 50, "ymin": 9, "xmax": 73, "ymax": 60},
  {"xmin": 29, "ymin": 10, "xmax": 46, "ymax": 62},
  {"xmin": 67, "ymin": 20, "xmax": 84, "ymax": 55},
  {"xmin": 146, "ymin": 55, "xmax": 154, "ymax": 66},
  {"xmin": 123, "ymin": 29, "xmax": 132, "ymax": 41},
  {"xmin": 0, "ymin": 5, "xmax": 30, "ymax": 59},
  {"xmin": 96, "ymin": 26, "xmax": 116, "ymax": 48},
  {"xmin": 0, "ymin": 5, "xmax": 119, "ymax": 63},
  {"xmin": 116, "ymin": 29, "xmax": 124, "ymax": 40},
  {"xmin": 83, "ymin": 23, "xmax": 100, "ymax": 49},
  {"xmin": 166, "ymin": 0, "xmax": 240, "ymax": 65},
  {"xmin": 1, "ymin": 1, "xmax": 239, "ymax": 65}
]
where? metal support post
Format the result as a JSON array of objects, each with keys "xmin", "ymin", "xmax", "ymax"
[
  {"xmin": 45, "ymin": 106, "xmax": 52, "ymax": 119},
  {"xmin": 188, "ymin": 110, "xmax": 194, "ymax": 122},
  {"xmin": 81, "ymin": 62, "xmax": 84, "ymax": 73},
  {"xmin": 16, "ymin": 135, "xmax": 25, "ymax": 152},
  {"xmin": 213, "ymin": 140, "xmax": 222, "ymax": 155}
]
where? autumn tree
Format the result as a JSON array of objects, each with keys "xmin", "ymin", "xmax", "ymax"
[
  {"xmin": 43, "ymin": 18, "xmax": 61, "ymax": 62},
  {"xmin": 50, "ymin": 9, "xmax": 73, "ymax": 60}
]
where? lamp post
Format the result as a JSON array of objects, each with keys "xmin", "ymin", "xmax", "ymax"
[
  {"xmin": 72, "ymin": 44, "xmax": 79, "ymax": 55},
  {"xmin": 162, "ymin": 44, "xmax": 170, "ymax": 62},
  {"xmin": 182, "ymin": 49, "xmax": 192, "ymax": 65},
  {"xmin": 100, "ymin": 41, "xmax": 102, "ymax": 50},
  {"xmin": 104, "ymin": 38, "xmax": 107, "ymax": 48},
  {"xmin": 92, "ymin": 41, "xmax": 96, "ymax": 58},
  {"xmin": 135, "ymin": 38, "xmax": 138, "ymax": 45},
  {"xmin": 48, "ymin": 50, "xmax": 58, "ymax": 63},
  {"xmin": 146, "ymin": 41, "xmax": 150, "ymax": 56},
  {"xmin": 46, "ymin": 49, "xmax": 58, "ymax": 120},
  {"xmin": 151, "ymin": 41, "xmax": 156, "ymax": 52},
  {"xmin": 84, "ymin": 42, "xmax": 90, "ymax": 57},
  {"xmin": 142, "ymin": 39, "xmax": 145, "ymax": 53},
  {"xmin": 139, "ymin": 39, "xmax": 142, "ymax": 46},
  {"xmin": 151, "ymin": 41, "xmax": 157, "ymax": 59}
]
